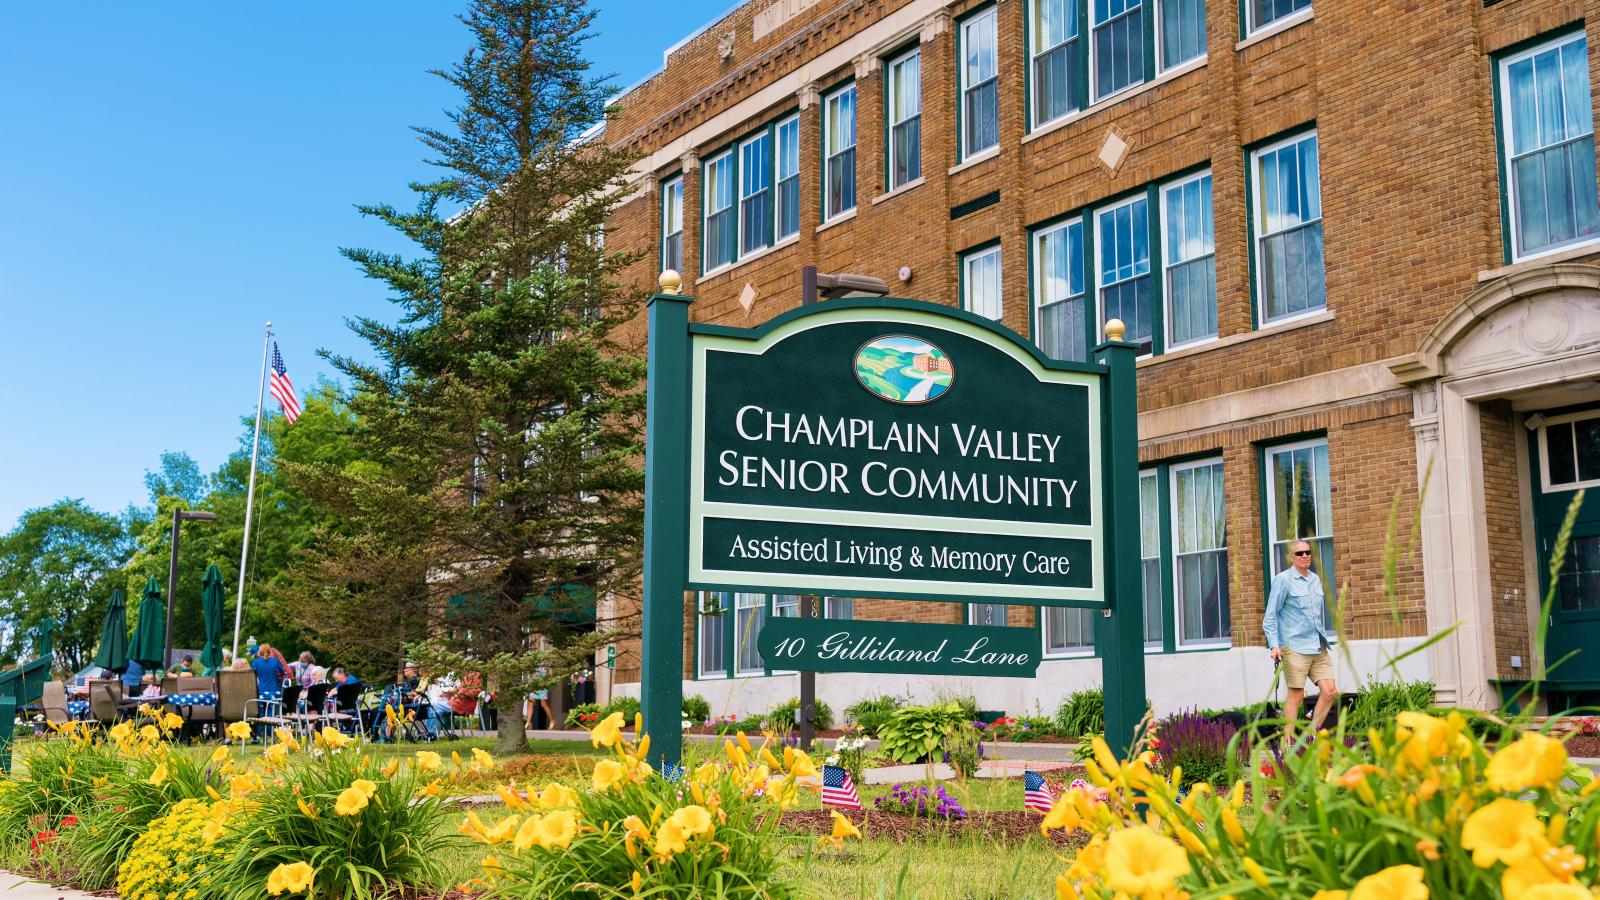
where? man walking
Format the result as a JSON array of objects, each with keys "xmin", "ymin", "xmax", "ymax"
[{"xmin": 1264, "ymin": 539, "xmax": 1337, "ymax": 739}]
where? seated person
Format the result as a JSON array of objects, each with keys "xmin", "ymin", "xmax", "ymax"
[
  {"xmin": 120, "ymin": 659, "xmax": 145, "ymax": 692},
  {"xmin": 167, "ymin": 654, "xmax": 197, "ymax": 676},
  {"xmin": 398, "ymin": 662, "xmax": 435, "ymax": 738},
  {"xmin": 329, "ymin": 666, "xmax": 366, "ymax": 730}
]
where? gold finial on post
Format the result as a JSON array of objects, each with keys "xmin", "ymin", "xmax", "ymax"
[
  {"xmin": 1104, "ymin": 318, "xmax": 1126, "ymax": 342},
  {"xmin": 659, "ymin": 269, "xmax": 683, "ymax": 294}
]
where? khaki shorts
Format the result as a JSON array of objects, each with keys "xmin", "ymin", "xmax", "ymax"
[{"xmin": 1282, "ymin": 647, "xmax": 1335, "ymax": 690}]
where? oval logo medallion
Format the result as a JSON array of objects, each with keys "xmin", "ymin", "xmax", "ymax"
[{"xmin": 854, "ymin": 335, "xmax": 954, "ymax": 404}]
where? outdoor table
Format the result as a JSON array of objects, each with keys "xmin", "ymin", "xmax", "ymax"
[
  {"xmin": 67, "ymin": 700, "xmax": 87, "ymax": 718},
  {"xmin": 166, "ymin": 692, "xmax": 217, "ymax": 714}
]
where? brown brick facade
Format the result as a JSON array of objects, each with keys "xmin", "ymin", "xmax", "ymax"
[{"xmin": 596, "ymin": 0, "xmax": 1600, "ymax": 687}]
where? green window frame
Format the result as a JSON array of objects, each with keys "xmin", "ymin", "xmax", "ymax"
[
  {"xmin": 1260, "ymin": 436, "xmax": 1336, "ymax": 601},
  {"xmin": 700, "ymin": 113, "xmax": 801, "ymax": 276},
  {"xmin": 694, "ymin": 591, "xmax": 807, "ymax": 679},
  {"xmin": 1247, "ymin": 128, "xmax": 1325, "ymax": 326},
  {"xmin": 1025, "ymin": 0, "xmax": 1204, "ymax": 132}
]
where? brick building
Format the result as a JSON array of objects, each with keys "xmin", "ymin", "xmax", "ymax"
[{"xmin": 591, "ymin": 0, "xmax": 1600, "ymax": 717}]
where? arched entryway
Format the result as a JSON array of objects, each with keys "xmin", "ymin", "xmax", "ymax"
[{"xmin": 1392, "ymin": 263, "xmax": 1600, "ymax": 710}]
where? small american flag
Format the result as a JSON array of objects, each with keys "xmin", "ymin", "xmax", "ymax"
[
  {"xmin": 269, "ymin": 342, "xmax": 301, "ymax": 424},
  {"xmin": 1024, "ymin": 770, "xmax": 1056, "ymax": 813},
  {"xmin": 660, "ymin": 762, "xmax": 685, "ymax": 783},
  {"xmin": 821, "ymin": 764, "xmax": 861, "ymax": 810}
]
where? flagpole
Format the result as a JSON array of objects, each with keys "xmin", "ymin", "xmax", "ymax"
[{"xmin": 232, "ymin": 323, "xmax": 272, "ymax": 662}]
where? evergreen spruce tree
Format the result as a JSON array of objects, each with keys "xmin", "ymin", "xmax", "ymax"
[{"xmin": 275, "ymin": 0, "xmax": 644, "ymax": 752}]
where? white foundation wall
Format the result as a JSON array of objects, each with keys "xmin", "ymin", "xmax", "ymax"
[{"xmin": 612, "ymin": 637, "xmax": 1433, "ymax": 720}]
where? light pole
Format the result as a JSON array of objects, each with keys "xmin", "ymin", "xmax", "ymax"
[
  {"xmin": 165, "ymin": 509, "xmax": 218, "ymax": 669},
  {"xmin": 796, "ymin": 267, "xmax": 890, "ymax": 751}
]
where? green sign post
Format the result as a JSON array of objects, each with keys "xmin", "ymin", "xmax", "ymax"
[{"xmin": 641, "ymin": 272, "xmax": 1144, "ymax": 767}]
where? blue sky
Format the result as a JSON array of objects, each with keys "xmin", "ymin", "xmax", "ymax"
[{"xmin": 0, "ymin": 1, "xmax": 731, "ymax": 530}]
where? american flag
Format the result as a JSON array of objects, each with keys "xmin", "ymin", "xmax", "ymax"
[
  {"xmin": 821, "ymin": 765, "xmax": 861, "ymax": 810},
  {"xmin": 269, "ymin": 342, "xmax": 301, "ymax": 424},
  {"xmin": 1024, "ymin": 770, "xmax": 1056, "ymax": 813},
  {"xmin": 660, "ymin": 762, "xmax": 685, "ymax": 783}
]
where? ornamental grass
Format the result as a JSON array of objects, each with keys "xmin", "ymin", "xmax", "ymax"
[{"xmin": 463, "ymin": 711, "xmax": 838, "ymax": 898}]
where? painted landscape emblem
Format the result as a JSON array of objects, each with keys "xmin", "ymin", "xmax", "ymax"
[{"xmin": 854, "ymin": 335, "xmax": 954, "ymax": 404}]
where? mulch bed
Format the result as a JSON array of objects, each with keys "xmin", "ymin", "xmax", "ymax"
[
  {"xmin": 1566, "ymin": 734, "xmax": 1600, "ymax": 758},
  {"xmin": 778, "ymin": 808, "xmax": 1086, "ymax": 847}
]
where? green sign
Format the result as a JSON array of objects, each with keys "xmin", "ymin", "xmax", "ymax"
[
  {"xmin": 688, "ymin": 305, "xmax": 1103, "ymax": 606},
  {"xmin": 756, "ymin": 617, "xmax": 1041, "ymax": 678}
]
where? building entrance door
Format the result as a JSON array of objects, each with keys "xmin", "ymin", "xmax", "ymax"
[{"xmin": 1530, "ymin": 406, "xmax": 1600, "ymax": 687}]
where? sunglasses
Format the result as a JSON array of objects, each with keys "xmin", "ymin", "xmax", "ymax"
[{"xmin": 1293, "ymin": 550, "xmax": 1312, "ymax": 557}]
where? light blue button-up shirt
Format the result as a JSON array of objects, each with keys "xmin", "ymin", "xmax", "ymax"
[{"xmin": 1263, "ymin": 568, "xmax": 1335, "ymax": 654}]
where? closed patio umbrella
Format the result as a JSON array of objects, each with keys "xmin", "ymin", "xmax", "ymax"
[
  {"xmin": 199, "ymin": 564, "xmax": 224, "ymax": 675},
  {"xmin": 92, "ymin": 588, "xmax": 129, "ymax": 674},
  {"xmin": 128, "ymin": 576, "xmax": 167, "ymax": 670}
]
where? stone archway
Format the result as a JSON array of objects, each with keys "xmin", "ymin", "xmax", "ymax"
[{"xmin": 1391, "ymin": 263, "xmax": 1600, "ymax": 708}]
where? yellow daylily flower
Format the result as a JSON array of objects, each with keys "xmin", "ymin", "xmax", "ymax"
[
  {"xmin": 471, "ymin": 747, "xmax": 496, "ymax": 771},
  {"xmin": 1516, "ymin": 885, "xmax": 1594, "ymax": 900},
  {"xmin": 315, "ymin": 727, "xmax": 351, "ymax": 750},
  {"xmin": 535, "ymin": 809, "xmax": 579, "ymax": 849},
  {"xmin": 654, "ymin": 819, "xmax": 688, "ymax": 857},
  {"xmin": 147, "ymin": 762, "xmax": 169, "ymax": 786},
  {"xmin": 161, "ymin": 712, "xmax": 185, "ymax": 731},
  {"xmin": 593, "ymin": 759, "xmax": 626, "ymax": 793},
  {"xmin": 273, "ymin": 727, "xmax": 300, "ymax": 750},
  {"xmin": 351, "ymin": 778, "xmax": 378, "ymax": 799},
  {"xmin": 632, "ymin": 871, "xmax": 643, "ymax": 895},
  {"xmin": 1486, "ymin": 733, "xmax": 1567, "ymax": 793},
  {"xmin": 1462, "ymin": 798, "xmax": 1544, "ymax": 868},
  {"xmin": 226, "ymin": 721, "xmax": 252, "ymax": 742},
  {"xmin": 265, "ymin": 861, "xmax": 314, "ymax": 896},
  {"xmin": 415, "ymin": 750, "xmax": 442, "ymax": 772},
  {"xmin": 498, "ymin": 782, "xmax": 530, "ymax": 809},
  {"xmin": 590, "ymin": 711, "xmax": 625, "ymax": 748},
  {"xmin": 1349, "ymin": 864, "xmax": 1427, "ymax": 900},
  {"xmin": 668, "ymin": 804, "xmax": 714, "ymax": 838},
  {"xmin": 818, "ymin": 809, "xmax": 863, "ymax": 849},
  {"xmin": 263, "ymin": 743, "xmax": 289, "ymax": 767},
  {"xmin": 1310, "ymin": 892, "xmax": 1349, "ymax": 900},
  {"xmin": 334, "ymin": 787, "xmax": 370, "ymax": 816},
  {"xmin": 140, "ymin": 724, "xmax": 160, "ymax": 743},
  {"xmin": 1102, "ymin": 826, "xmax": 1191, "ymax": 896},
  {"xmin": 296, "ymin": 798, "xmax": 318, "ymax": 820},
  {"xmin": 380, "ymin": 758, "xmax": 400, "ymax": 779},
  {"xmin": 537, "ymin": 783, "xmax": 579, "ymax": 808}
]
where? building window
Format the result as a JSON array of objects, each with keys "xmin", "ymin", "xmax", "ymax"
[
  {"xmin": 739, "ymin": 132, "xmax": 772, "ymax": 258},
  {"xmin": 703, "ymin": 151, "xmax": 737, "ymax": 271},
  {"xmin": 1247, "ymin": 0, "xmax": 1309, "ymax": 34},
  {"xmin": 1030, "ymin": 0, "xmax": 1081, "ymax": 128},
  {"xmin": 960, "ymin": 8, "xmax": 1000, "ymax": 159},
  {"xmin": 1500, "ymin": 33, "xmax": 1600, "ymax": 261},
  {"xmin": 1161, "ymin": 171, "xmax": 1216, "ymax": 348},
  {"xmin": 698, "ymin": 592, "xmax": 728, "ymax": 677},
  {"xmin": 735, "ymin": 592, "xmax": 768, "ymax": 675},
  {"xmin": 824, "ymin": 85, "xmax": 857, "ymax": 220},
  {"xmin": 1172, "ymin": 458, "xmax": 1229, "ymax": 647},
  {"xmin": 1092, "ymin": 0, "xmax": 1145, "ymax": 101},
  {"xmin": 1140, "ymin": 468, "xmax": 1163, "ymax": 648},
  {"xmin": 824, "ymin": 597, "xmax": 854, "ymax": 618},
  {"xmin": 970, "ymin": 603, "xmax": 1008, "ymax": 626},
  {"xmin": 887, "ymin": 50, "xmax": 922, "ymax": 190},
  {"xmin": 1158, "ymin": 0, "xmax": 1205, "ymax": 70},
  {"xmin": 1252, "ymin": 130, "xmax": 1324, "ymax": 324},
  {"xmin": 1264, "ymin": 439, "xmax": 1336, "ymax": 605},
  {"xmin": 776, "ymin": 115, "xmax": 801, "ymax": 240},
  {"xmin": 1541, "ymin": 411, "xmax": 1600, "ymax": 491},
  {"xmin": 962, "ymin": 244, "xmax": 1003, "ymax": 321},
  {"xmin": 1044, "ymin": 607, "xmax": 1096, "ymax": 655},
  {"xmin": 661, "ymin": 177, "xmax": 683, "ymax": 274},
  {"xmin": 1034, "ymin": 218, "xmax": 1088, "ymax": 361},
  {"xmin": 1096, "ymin": 193, "xmax": 1153, "ymax": 356}
]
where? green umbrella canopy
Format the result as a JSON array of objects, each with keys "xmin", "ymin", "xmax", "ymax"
[
  {"xmin": 128, "ymin": 576, "xmax": 167, "ymax": 670},
  {"xmin": 92, "ymin": 588, "xmax": 129, "ymax": 674},
  {"xmin": 199, "ymin": 564, "xmax": 224, "ymax": 675}
]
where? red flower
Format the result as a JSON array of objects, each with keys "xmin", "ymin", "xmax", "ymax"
[
  {"xmin": 1260, "ymin": 761, "xmax": 1276, "ymax": 777},
  {"xmin": 31, "ymin": 830, "xmax": 58, "ymax": 853},
  {"xmin": 59, "ymin": 816, "xmax": 79, "ymax": 829}
]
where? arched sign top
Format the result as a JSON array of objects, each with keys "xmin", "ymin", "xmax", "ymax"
[{"xmin": 684, "ymin": 301, "xmax": 1104, "ymax": 607}]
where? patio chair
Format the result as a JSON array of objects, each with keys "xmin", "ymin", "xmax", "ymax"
[
  {"xmin": 245, "ymin": 684, "xmax": 298, "ymax": 743},
  {"xmin": 89, "ymin": 680, "xmax": 124, "ymax": 724},
  {"xmin": 39, "ymin": 681, "xmax": 71, "ymax": 730},
  {"xmin": 174, "ymin": 676, "xmax": 218, "ymax": 739},
  {"xmin": 326, "ymin": 682, "xmax": 363, "ymax": 734},
  {"xmin": 284, "ymin": 683, "xmax": 330, "ymax": 738},
  {"xmin": 215, "ymin": 669, "xmax": 254, "ymax": 726}
]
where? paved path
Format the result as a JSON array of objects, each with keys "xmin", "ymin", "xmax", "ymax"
[
  {"xmin": 1, "ymin": 871, "xmax": 102, "ymax": 900},
  {"xmin": 508, "ymin": 727, "xmax": 1081, "ymax": 761}
]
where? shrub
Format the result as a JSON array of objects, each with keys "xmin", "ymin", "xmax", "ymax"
[
  {"xmin": 1151, "ymin": 709, "xmax": 1242, "ymax": 789},
  {"xmin": 825, "ymin": 728, "xmax": 872, "ymax": 784},
  {"xmin": 0, "ymin": 723, "xmax": 123, "ymax": 857},
  {"xmin": 942, "ymin": 723, "xmax": 985, "ymax": 779},
  {"xmin": 1054, "ymin": 688, "xmax": 1105, "ymax": 737},
  {"xmin": 114, "ymin": 799, "xmax": 225, "ymax": 900},
  {"xmin": 877, "ymin": 702, "xmax": 969, "ymax": 764},
  {"xmin": 844, "ymin": 694, "xmax": 905, "ymax": 737},
  {"xmin": 993, "ymin": 714, "xmax": 1060, "ymax": 742},
  {"xmin": 602, "ymin": 695, "xmax": 641, "ymax": 724},
  {"xmin": 1343, "ymin": 678, "xmax": 1436, "ymax": 732},
  {"xmin": 681, "ymin": 694, "xmax": 711, "ymax": 724},
  {"xmin": 714, "ymin": 716, "xmax": 767, "ymax": 735},
  {"xmin": 767, "ymin": 696, "xmax": 834, "ymax": 731},
  {"xmin": 563, "ymin": 702, "xmax": 602, "ymax": 729},
  {"xmin": 473, "ymin": 716, "xmax": 816, "ymax": 897}
]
